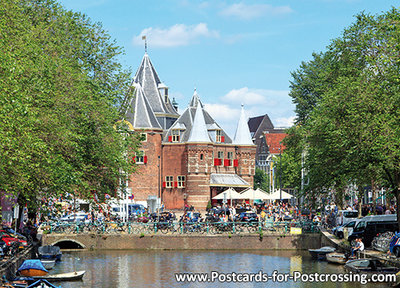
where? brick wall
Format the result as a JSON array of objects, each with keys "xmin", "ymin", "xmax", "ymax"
[{"xmin": 128, "ymin": 130, "xmax": 162, "ymax": 201}]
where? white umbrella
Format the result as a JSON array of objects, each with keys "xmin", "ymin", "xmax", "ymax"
[
  {"xmin": 268, "ymin": 190, "xmax": 294, "ymax": 200},
  {"xmin": 212, "ymin": 188, "xmax": 245, "ymax": 200},
  {"xmin": 240, "ymin": 188, "xmax": 272, "ymax": 200}
]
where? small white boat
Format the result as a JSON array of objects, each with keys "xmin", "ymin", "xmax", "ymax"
[
  {"xmin": 308, "ymin": 246, "xmax": 336, "ymax": 260},
  {"xmin": 33, "ymin": 270, "xmax": 85, "ymax": 281},
  {"xmin": 41, "ymin": 259, "xmax": 56, "ymax": 270},
  {"xmin": 326, "ymin": 252, "xmax": 347, "ymax": 264}
]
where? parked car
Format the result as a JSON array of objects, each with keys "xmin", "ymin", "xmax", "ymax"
[
  {"xmin": 58, "ymin": 212, "xmax": 89, "ymax": 223},
  {"xmin": 333, "ymin": 220, "xmax": 358, "ymax": 239},
  {"xmin": 349, "ymin": 214, "xmax": 397, "ymax": 247},
  {"xmin": 389, "ymin": 232, "xmax": 400, "ymax": 257}
]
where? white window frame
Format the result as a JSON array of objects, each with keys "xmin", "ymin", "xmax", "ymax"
[
  {"xmin": 216, "ymin": 130, "xmax": 222, "ymax": 142},
  {"xmin": 165, "ymin": 176, "xmax": 173, "ymax": 188},
  {"xmin": 172, "ymin": 129, "xmax": 180, "ymax": 142},
  {"xmin": 177, "ymin": 176, "xmax": 185, "ymax": 188},
  {"xmin": 135, "ymin": 150, "xmax": 145, "ymax": 164}
]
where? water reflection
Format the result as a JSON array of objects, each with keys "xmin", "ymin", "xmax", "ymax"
[{"xmin": 52, "ymin": 250, "xmax": 389, "ymax": 288}]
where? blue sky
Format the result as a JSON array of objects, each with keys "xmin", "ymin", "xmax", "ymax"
[{"xmin": 59, "ymin": 0, "xmax": 397, "ymax": 136}]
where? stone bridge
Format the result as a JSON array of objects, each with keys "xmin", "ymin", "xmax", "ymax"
[{"xmin": 41, "ymin": 233, "xmax": 322, "ymax": 250}]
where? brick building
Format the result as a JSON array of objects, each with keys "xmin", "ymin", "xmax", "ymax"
[
  {"xmin": 248, "ymin": 114, "xmax": 287, "ymax": 173},
  {"xmin": 121, "ymin": 52, "xmax": 256, "ymax": 210}
]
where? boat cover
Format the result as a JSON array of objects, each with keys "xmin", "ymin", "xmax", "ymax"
[{"xmin": 17, "ymin": 260, "xmax": 48, "ymax": 273}]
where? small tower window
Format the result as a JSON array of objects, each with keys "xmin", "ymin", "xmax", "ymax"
[
  {"xmin": 172, "ymin": 130, "xmax": 180, "ymax": 142},
  {"xmin": 216, "ymin": 130, "xmax": 222, "ymax": 142},
  {"xmin": 200, "ymin": 154, "xmax": 204, "ymax": 160}
]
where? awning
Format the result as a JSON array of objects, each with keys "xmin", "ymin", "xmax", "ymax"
[{"xmin": 210, "ymin": 174, "xmax": 250, "ymax": 188}]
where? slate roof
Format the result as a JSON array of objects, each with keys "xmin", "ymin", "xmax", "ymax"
[
  {"xmin": 248, "ymin": 114, "xmax": 274, "ymax": 136},
  {"xmin": 164, "ymin": 91, "xmax": 232, "ymax": 143},
  {"xmin": 123, "ymin": 84, "xmax": 162, "ymax": 130},
  {"xmin": 133, "ymin": 53, "xmax": 178, "ymax": 117},
  {"xmin": 233, "ymin": 105, "xmax": 254, "ymax": 145}
]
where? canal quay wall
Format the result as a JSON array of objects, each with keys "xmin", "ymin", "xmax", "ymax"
[
  {"xmin": 0, "ymin": 245, "xmax": 36, "ymax": 280},
  {"xmin": 41, "ymin": 233, "xmax": 322, "ymax": 251}
]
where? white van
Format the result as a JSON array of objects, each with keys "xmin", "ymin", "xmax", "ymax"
[{"xmin": 336, "ymin": 210, "xmax": 358, "ymax": 226}]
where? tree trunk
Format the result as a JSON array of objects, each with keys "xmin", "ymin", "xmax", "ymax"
[
  {"xmin": 371, "ymin": 179, "xmax": 376, "ymax": 214},
  {"xmin": 396, "ymin": 188, "xmax": 400, "ymax": 231},
  {"xmin": 357, "ymin": 185, "xmax": 364, "ymax": 218}
]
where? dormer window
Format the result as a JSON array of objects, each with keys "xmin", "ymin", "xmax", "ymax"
[
  {"xmin": 158, "ymin": 83, "xmax": 169, "ymax": 103},
  {"xmin": 171, "ymin": 129, "xmax": 180, "ymax": 142},
  {"xmin": 216, "ymin": 130, "xmax": 225, "ymax": 143}
]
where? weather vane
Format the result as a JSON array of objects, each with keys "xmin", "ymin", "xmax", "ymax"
[{"xmin": 142, "ymin": 35, "xmax": 147, "ymax": 53}]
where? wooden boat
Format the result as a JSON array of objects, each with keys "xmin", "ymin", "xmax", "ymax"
[
  {"xmin": 40, "ymin": 259, "xmax": 56, "ymax": 270},
  {"xmin": 326, "ymin": 252, "xmax": 347, "ymax": 264},
  {"xmin": 33, "ymin": 270, "xmax": 85, "ymax": 282},
  {"xmin": 345, "ymin": 259, "xmax": 399, "ymax": 275},
  {"xmin": 17, "ymin": 260, "xmax": 48, "ymax": 277},
  {"xmin": 308, "ymin": 246, "xmax": 336, "ymax": 260},
  {"xmin": 38, "ymin": 246, "xmax": 62, "ymax": 261}
]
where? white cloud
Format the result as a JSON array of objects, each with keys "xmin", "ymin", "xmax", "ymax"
[
  {"xmin": 132, "ymin": 23, "xmax": 219, "ymax": 48},
  {"xmin": 275, "ymin": 116, "xmax": 295, "ymax": 128},
  {"xmin": 204, "ymin": 87, "xmax": 295, "ymax": 136},
  {"xmin": 220, "ymin": 3, "xmax": 293, "ymax": 20}
]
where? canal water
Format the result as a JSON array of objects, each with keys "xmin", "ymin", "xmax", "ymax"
[{"xmin": 52, "ymin": 250, "xmax": 390, "ymax": 287}]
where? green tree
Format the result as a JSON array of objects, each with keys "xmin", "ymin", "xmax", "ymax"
[
  {"xmin": 0, "ymin": 0, "xmax": 140, "ymax": 210},
  {"xmin": 288, "ymin": 8, "xmax": 400, "ymax": 224}
]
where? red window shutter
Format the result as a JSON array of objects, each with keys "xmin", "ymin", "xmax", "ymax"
[
  {"xmin": 219, "ymin": 159, "xmax": 222, "ymax": 166},
  {"xmin": 168, "ymin": 136, "xmax": 172, "ymax": 142},
  {"xmin": 223, "ymin": 159, "xmax": 228, "ymax": 166},
  {"xmin": 163, "ymin": 182, "xmax": 166, "ymax": 188},
  {"xmin": 233, "ymin": 159, "xmax": 239, "ymax": 167},
  {"xmin": 132, "ymin": 157, "xmax": 136, "ymax": 163},
  {"xmin": 144, "ymin": 155, "xmax": 148, "ymax": 164},
  {"xmin": 214, "ymin": 158, "xmax": 218, "ymax": 166},
  {"xmin": 174, "ymin": 181, "xmax": 178, "ymax": 188},
  {"xmin": 221, "ymin": 136, "xmax": 225, "ymax": 143}
]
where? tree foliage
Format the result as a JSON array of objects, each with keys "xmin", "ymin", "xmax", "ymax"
[
  {"xmin": 0, "ymin": 0, "xmax": 140, "ymax": 207},
  {"xmin": 287, "ymin": 8, "xmax": 400, "ymax": 221}
]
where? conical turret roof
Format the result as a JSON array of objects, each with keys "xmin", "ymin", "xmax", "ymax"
[
  {"xmin": 233, "ymin": 105, "xmax": 254, "ymax": 145},
  {"xmin": 187, "ymin": 101, "xmax": 211, "ymax": 143},
  {"xmin": 133, "ymin": 53, "xmax": 178, "ymax": 117},
  {"xmin": 123, "ymin": 84, "xmax": 162, "ymax": 130}
]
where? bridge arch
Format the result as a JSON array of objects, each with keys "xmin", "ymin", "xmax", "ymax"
[{"xmin": 51, "ymin": 239, "xmax": 86, "ymax": 249}]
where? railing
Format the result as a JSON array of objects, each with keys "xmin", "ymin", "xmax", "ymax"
[{"xmin": 40, "ymin": 220, "xmax": 320, "ymax": 235}]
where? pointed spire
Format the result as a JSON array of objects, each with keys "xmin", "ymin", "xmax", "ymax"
[
  {"xmin": 187, "ymin": 101, "xmax": 211, "ymax": 143},
  {"xmin": 124, "ymin": 84, "xmax": 162, "ymax": 130},
  {"xmin": 233, "ymin": 105, "xmax": 254, "ymax": 145},
  {"xmin": 189, "ymin": 89, "xmax": 203, "ymax": 108},
  {"xmin": 133, "ymin": 53, "xmax": 178, "ymax": 118}
]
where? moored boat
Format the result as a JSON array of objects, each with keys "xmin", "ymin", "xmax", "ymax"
[
  {"xmin": 38, "ymin": 246, "xmax": 62, "ymax": 261},
  {"xmin": 33, "ymin": 270, "xmax": 85, "ymax": 282},
  {"xmin": 344, "ymin": 258, "xmax": 399, "ymax": 275},
  {"xmin": 27, "ymin": 279, "xmax": 59, "ymax": 288},
  {"xmin": 17, "ymin": 260, "xmax": 48, "ymax": 277},
  {"xmin": 308, "ymin": 246, "xmax": 336, "ymax": 260},
  {"xmin": 326, "ymin": 252, "xmax": 347, "ymax": 264},
  {"xmin": 40, "ymin": 259, "xmax": 56, "ymax": 270}
]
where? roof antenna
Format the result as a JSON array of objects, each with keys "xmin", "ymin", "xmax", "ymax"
[{"xmin": 142, "ymin": 35, "xmax": 147, "ymax": 53}]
